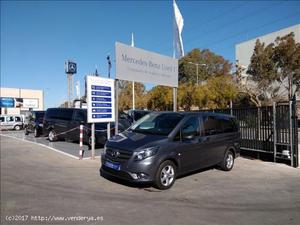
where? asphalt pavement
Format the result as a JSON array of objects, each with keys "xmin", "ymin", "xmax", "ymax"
[
  {"xmin": 0, "ymin": 130, "xmax": 103, "ymax": 159},
  {"xmin": 1, "ymin": 134, "xmax": 300, "ymax": 225}
]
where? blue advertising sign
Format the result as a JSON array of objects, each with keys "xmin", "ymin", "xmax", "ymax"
[
  {"xmin": 92, "ymin": 114, "xmax": 112, "ymax": 119},
  {"xmin": 91, "ymin": 97, "xmax": 111, "ymax": 102},
  {"xmin": 92, "ymin": 103, "xmax": 112, "ymax": 107},
  {"xmin": 91, "ymin": 85, "xmax": 111, "ymax": 91},
  {"xmin": 0, "ymin": 98, "xmax": 15, "ymax": 108},
  {"xmin": 91, "ymin": 91, "xmax": 111, "ymax": 96},
  {"xmin": 92, "ymin": 108, "xmax": 112, "ymax": 113},
  {"xmin": 87, "ymin": 76, "xmax": 115, "ymax": 123}
]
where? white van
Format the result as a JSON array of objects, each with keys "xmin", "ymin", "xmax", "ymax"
[{"xmin": 0, "ymin": 115, "xmax": 24, "ymax": 130}]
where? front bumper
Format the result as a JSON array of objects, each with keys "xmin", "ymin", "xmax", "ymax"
[{"xmin": 100, "ymin": 153, "xmax": 158, "ymax": 183}]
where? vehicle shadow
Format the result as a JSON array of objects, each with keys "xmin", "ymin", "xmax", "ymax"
[
  {"xmin": 176, "ymin": 166, "xmax": 216, "ymax": 180},
  {"xmin": 100, "ymin": 165, "xmax": 216, "ymax": 191},
  {"xmin": 100, "ymin": 170, "xmax": 155, "ymax": 190}
]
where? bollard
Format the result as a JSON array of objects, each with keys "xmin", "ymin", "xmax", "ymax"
[{"xmin": 79, "ymin": 124, "xmax": 84, "ymax": 159}]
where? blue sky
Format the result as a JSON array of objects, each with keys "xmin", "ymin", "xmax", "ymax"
[{"xmin": 1, "ymin": 0, "xmax": 300, "ymax": 109}]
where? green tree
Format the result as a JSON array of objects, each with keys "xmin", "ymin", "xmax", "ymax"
[
  {"xmin": 147, "ymin": 86, "xmax": 173, "ymax": 111},
  {"xmin": 118, "ymin": 81, "xmax": 147, "ymax": 111},
  {"xmin": 179, "ymin": 49, "xmax": 232, "ymax": 83},
  {"xmin": 273, "ymin": 32, "xmax": 300, "ymax": 99},
  {"xmin": 243, "ymin": 32, "xmax": 300, "ymax": 105},
  {"xmin": 247, "ymin": 39, "xmax": 277, "ymax": 89},
  {"xmin": 178, "ymin": 83, "xmax": 195, "ymax": 111},
  {"xmin": 178, "ymin": 76, "xmax": 238, "ymax": 111},
  {"xmin": 205, "ymin": 76, "xmax": 238, "ymax": 109}
]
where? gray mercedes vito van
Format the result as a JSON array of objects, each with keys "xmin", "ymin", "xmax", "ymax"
[{"xmin": 100, "ymin": 112, "xmax": 240, "ymax": 190}]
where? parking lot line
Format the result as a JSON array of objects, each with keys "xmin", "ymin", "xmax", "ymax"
[{"xmin": 0, "ymin": 134, "xmax": 79, "ymax": 160}]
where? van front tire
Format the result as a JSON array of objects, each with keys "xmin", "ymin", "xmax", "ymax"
[
  {"xmin": 14, "ymin": 125, "xmax": 21, "ymax": 131},
  {"xmin": 154, "ymin": 160, "xmax": 176, "ymax": 190}
]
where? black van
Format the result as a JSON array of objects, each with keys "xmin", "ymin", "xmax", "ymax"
[
  {"xmin": 24, "ymin": 110, "xmax": 45, "ymax": 137},
  {"xmin": 43, "ymin": 108, "xmax": 124, "ymax": 147},
  {"xmin": 100, "ymin": 112, "xmax": 240, "ymax": 190}
]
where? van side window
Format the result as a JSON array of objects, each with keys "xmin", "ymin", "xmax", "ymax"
[
  {"xmin": 220, "ymin": 117, "xmax": 238, "ymax": 133},
  {"xmin": 181, "ymin": 117, "xmax": 200, "ymax": 138},
  {"xmin": 202, "ymin": 116, "xmax": 222, "ymax": 135},
  {"xmin": 0, "ymin": 117, "xmax": 4, "ymax": 122},
  {"xmin": 6, "ymin": 116, "xmax": 14, "ymax": 122},
  {"xmin": 74, "ymin": 110, "xmax": 86, "ymax": 122},
  {"xmin": 60, "ymin": 110, "xmax": 73, "ymax": 121},
  {"xmin": 15, "ymin": 117, "xmax": 21, "ymax": 122}
]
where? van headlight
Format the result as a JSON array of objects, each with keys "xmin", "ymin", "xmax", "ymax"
[{"xmin": 134, "ymin": 147, "xmax": 158, "ymax": 161}]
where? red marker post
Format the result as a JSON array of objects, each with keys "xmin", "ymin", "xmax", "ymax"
[{"xmin": 79, "ymin": 124, "xmax": 84, "ymax": 159}]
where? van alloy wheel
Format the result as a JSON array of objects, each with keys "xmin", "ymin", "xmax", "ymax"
[
  {"xmin": 34, "ymin": 128, "xmax": 39, "ymax": 137},
  {"xmin": 226, "ymin": 153, "xmax": 234, "ymax": 169},
  {"xmin": 160, "ymin": 165, "xmax": 175, "ymax": 187},
  {"xmin": 48, "ymin": 130, "xmax": 57, "ymax": 142},
  {"xmin": 219, "ymin": 150, "xmax": 234, "ymax": 171},
  {"xmin": 155, "ymin": 160, "xmax": 176, "ymax": 190},
  {"xmin": 14, "ymin": 125, "xmax": 20, "ymax": 131}
]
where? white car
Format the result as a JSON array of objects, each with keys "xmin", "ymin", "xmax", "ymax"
[{"xmin": 0, "ymin": 114, "xmax": 24, "ymax": 130}]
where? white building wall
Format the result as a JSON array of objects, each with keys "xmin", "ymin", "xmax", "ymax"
[
  {"xmin": 236, "ymin": 24, "xmax": 300, "ymax": 68},
  {"xmin": 235, "ymin": 24, "xmax": 300, "ymax": 99},
  {"xmin": 0, "ymin": 87, "xmax": 44, "ymax": 115}
]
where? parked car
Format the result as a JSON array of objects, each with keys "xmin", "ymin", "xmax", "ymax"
[
  {"xmin": 118, "ymin": 112, "xmax": 132, "ymax": 130},
  {"xmin": 0, "ymin": 114, "xmax": 24, "ymax": 130},
  {"xmin": 127, "ymin": 110, "xmax": 151, "ymax": 123},
  {"xmin": 117, "ymin": 110, "xmax": 151, "ymax": 130},
  {"xmin": 24, "ymin": 111, "xmax": 45, "ymax": 137},
  {"xmin": 43, "ymin": 108, "xmax": 125, "ymax": 147},
  {"xmin": 100, "ymin": 112, "xmax": 240, "ymax": 190}
]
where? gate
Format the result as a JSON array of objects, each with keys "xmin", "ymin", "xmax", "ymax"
[{"xmin": 202, "ymin": 99, "xmax": 298, "ymax": 167}]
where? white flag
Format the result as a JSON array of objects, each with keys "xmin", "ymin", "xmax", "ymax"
[
  {"xmin": 131, "ymin": 33, "xmax": 135, "ymax": 47},
  {"xmin": 75, "ymin": 80, "xmax": 80, "ymax": 99},
  {"xmin": 173, "ymin": 0, "xmax": 184, "ymax": 58}
]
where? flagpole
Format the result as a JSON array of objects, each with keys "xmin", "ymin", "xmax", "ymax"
[
  {"xmin": 173, "ymin": 0, "xmax": 177, "ymax": 112},
  {"xmin": 131, "ymin": 33, "xmax": 136, "ymax": 110}
]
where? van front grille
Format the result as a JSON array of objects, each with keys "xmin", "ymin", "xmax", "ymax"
[{"xmin": 105, "ymin": 148, "xmax": 133, "ymax": 162}]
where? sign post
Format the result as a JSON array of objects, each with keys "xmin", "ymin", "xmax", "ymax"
[
  {"xmin": 86, "ymin": 76, "xmax": 115, "ymax": 159},
  {"xmin": 115, "ymin": 79, "xmax": 119, "ymax": 135},
  {"xmin": 91, "ymin": 123, "xmax": 95, "ymax": 159}
]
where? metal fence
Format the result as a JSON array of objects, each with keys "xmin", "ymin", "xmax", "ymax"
[{"xmin": 201, "ymin": 99, "xmax": 298, "ymax": 167}]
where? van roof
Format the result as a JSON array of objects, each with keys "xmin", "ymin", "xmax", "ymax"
[{"xmin": 149, "ymin": 111, "xmax": 235, "ymax": 118}]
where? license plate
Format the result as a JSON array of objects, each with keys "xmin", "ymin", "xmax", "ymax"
[{"xmin": 105, "ymin": 161, "xmax": 121, "ymax": 171}]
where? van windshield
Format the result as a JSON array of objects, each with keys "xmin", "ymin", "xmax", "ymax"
[{"xmin": 130, "ymin": 113, "xmax": 183, "ymax": 136}]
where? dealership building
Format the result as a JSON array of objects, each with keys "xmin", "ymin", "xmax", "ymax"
[
  {"xmin": 236, "ymin": 23, "xmax": 300, "ymax": 70},
  {"xmin": 235, "ymin": 24, "xmax": 300, "ymax": 100},
  {"xmin": 0, "ymin": 87, "xmax": 44, "ymax": 115}
]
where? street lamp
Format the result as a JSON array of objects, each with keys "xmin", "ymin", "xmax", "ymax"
[{"xmin": 188, "ymin": 62, "xmax": 207, "ymax": 85}]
